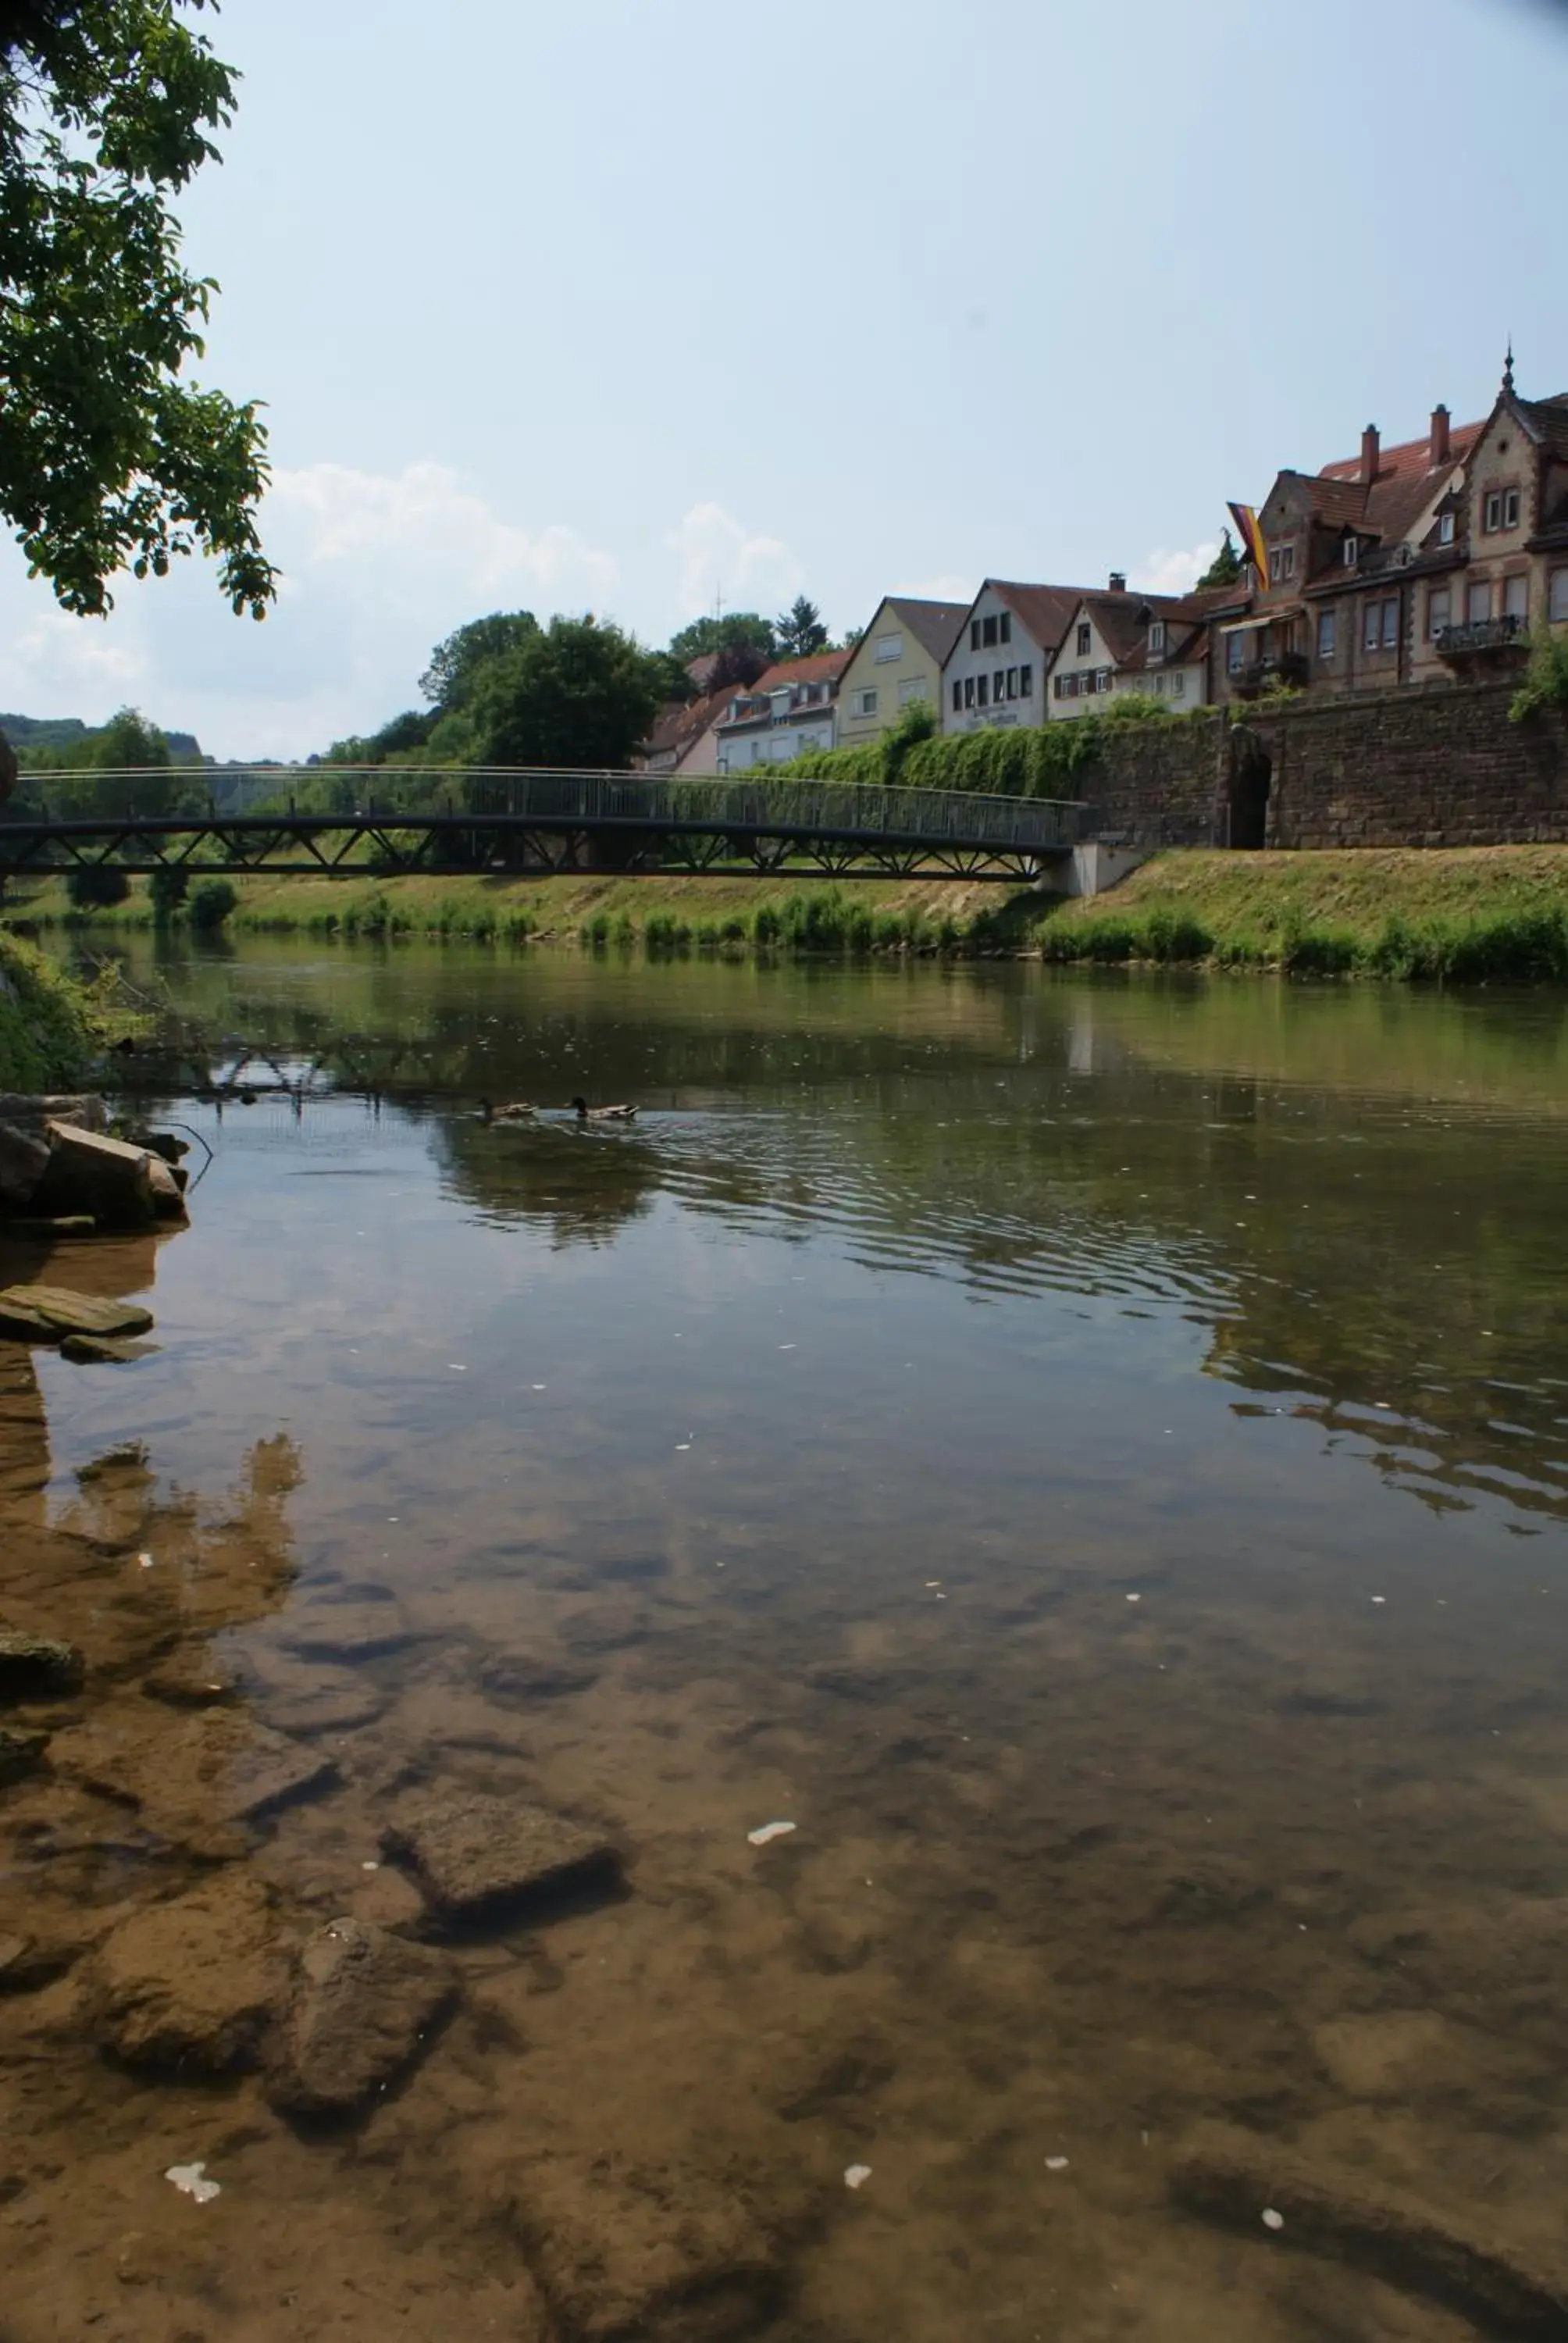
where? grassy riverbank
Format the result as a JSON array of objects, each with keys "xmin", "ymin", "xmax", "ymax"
[
  {"xmin": 9, "ymin": 844, "xmax": 1568, "ymax": 979},
  {"xmin": 0, "ymin": 931, "xmax": 103, "ymax": 1089}
]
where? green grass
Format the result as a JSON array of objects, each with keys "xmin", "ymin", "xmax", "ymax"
[{"xmin": 0, "ymin": 931, "xmax": 105, "ymax": 1089}]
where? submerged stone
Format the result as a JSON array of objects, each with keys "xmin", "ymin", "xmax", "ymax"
[
  {"xmin": 60, "ymin": 1333, "xmax": 159, "ymax": 1364},
  {"xmin": 383, "ymin": 1790, "xmax": 622, "ymax": 1924},
  {"xmin": 85, "ymin": 1875, "xmax": 288, "ymax": 2071},
  {"xmin": 266, "ymin": 1917, "xmax": 456, "ymax": 2119},
  {"xmin": 0, "ymin": 1724, "xmax": 50, "ymax": 1781}
]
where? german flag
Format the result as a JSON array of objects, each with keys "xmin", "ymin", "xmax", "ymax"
[{"xmin": 1228, "ymin": 502, "xmax": 1270, "ymax": 590}]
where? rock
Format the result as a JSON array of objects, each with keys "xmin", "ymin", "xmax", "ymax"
[
  {"xmin": 0, "ymin": 1284, "xmax": 154, "ymax": 1343},
  {"xmin": 141, "ymin": 1655, "xmax": 244, "ymax": 1708},
  {"xmin": 479, "ymin": 1649, "xmax": 600, "ymax": 1705},
  {"xmin": 511, "ymin": 2153, "xmax": 782, "ymax": 2343},
  {"xmin": 0, "ymin": 1724, "xmax": 50, "ymax": 1781},
  {"xmin": 0, "ymin": 1093, "xmax": 107, "ymax": 1134},
  {"xmin": 52, "ymin": 1710, "xmax": 337, "ymax": 1833},
  {"xmin": 59, "ymin": 1332, "xmax": 159, "ymax": 1364},
  {"xmin": 141, "ymin": 1132, "xmax": 190, "ymax": 1165},
  {"xmin": 84, "ymin": 1875, "xmax": 288, "ymax": 2071},
  {"xmin": 2, "ymin": 1215, "xmax": 95, "ymax": 1239},
  {"xmin": 146, "ymin": 1155, "xmax": 188, "ymax": 1218},
  {"xmin": 279, "ymin": 1603, "xmax": 422, "ymax": 1664},
  {"xmin": 265, "ymin": 1917, "xmax": 456, "ymax": 2120},
  {"xmin": 30, "ymin": 1122, "xmax": 157, "ymax": 1229},
  {"xmin": 0, "ymin": 1121, "xmax": 50, "ymax": 1210},
  {"xmin": 383, "ymin": 1791, "xmax": 622, "ymax": 1926},
  {"xmin": 251, "ymin": 1663, "xmax": 387, "ymax": 1737},
  {"xmin": 1170, "ymin": 2120, "xmax": 1568, "ymax": 2338},
  {"xmin": 0, "ymin": 1630, "xmax": 85, "ymax": 1698}
]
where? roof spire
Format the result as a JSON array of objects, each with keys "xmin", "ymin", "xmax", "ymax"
[{"xmin": 1503, "ymin": 338, "xmax": 1515, "ymax": 394}]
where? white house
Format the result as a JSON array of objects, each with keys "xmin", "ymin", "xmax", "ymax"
[
  {"xmin": 712, "ymin": 651, "xmax": 852, "ymax": 771},
  {"xmin": 1048, "ymin": 581, "xmax": 1220, "ymax": 717},
  {"xmin": 941, "ymin": 580, "xmax": 1090, "ymax": 733}
]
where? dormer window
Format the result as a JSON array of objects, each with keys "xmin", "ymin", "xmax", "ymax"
[
  {"xmin": 1438, "ymin": 511, "xmax": 1456, "ymax": 546},
  {"xmin": 1343, "ymin": 536, "xmax": 1359, "ymax": 568},
  {"xmin": 1148, "ymin": 621, "xmax": 1167, "ymax": 655},
  {"xmin": 1076, "ymin": 622, "xmax": 1092, "ymax": 655}
]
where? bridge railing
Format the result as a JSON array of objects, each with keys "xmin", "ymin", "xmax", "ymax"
[{"xmin": 8, "ymin": 765, "xmax": 1091, "ymax": 853}]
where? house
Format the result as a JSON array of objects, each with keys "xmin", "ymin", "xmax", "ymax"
[
  {"xmin": 636, "ymin": 683, "xmax": 738, "ymax": 776},
  {"xmin": 834, "ymin": 597, "xmax": 970, "ymax": 750},
  {"xmin": 1434, "ymin": 354, "xmax": 1568, "ymax": 676},
  {"xmin": 712, "ymin": 650, "xmax": 852, "ymax": 772},
  {"xmin": 941, "ymin": 580, "xmax": 1092, "ymax": 733},
  {"xmin": 1047, "ymin": 576, "xmax": 1224, "ymax": 716}
]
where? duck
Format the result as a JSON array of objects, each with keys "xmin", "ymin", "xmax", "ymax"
[
  {"xmin": 571, "ymin": 1095, "xmax": 637, "ymax": 1124},
  {"xmin": 480, "ymin": 1097, "xmax": 535, "ymax": 1123}
]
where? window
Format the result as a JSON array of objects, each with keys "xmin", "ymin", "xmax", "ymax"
[
  {"xmin": 1019, "ymin": 663, "xmax": 1033, "ymax": 697},
  {"xmin": 1227, "ymin": 631, "xmax": 1245, "ymax": 675},
  {"xmin": 1172, "ymin": 670, "xmax": 1185, "ymax": 699},
  {"xmin": 963, "ymin": 675, "xmax": 975, "ymax": 709},
  {"xmin": 1153, "ymin": 673, "xmax": 1166, "ymax": 694},
  {"xmin": 1270, "ymin": 543, "xmax": 1296, "ymax": 583},
  {"xmin": 1006, "ymin": 666, "xmax": 1018, "ymax": 699},
  {"xmin": 850, "ymin": 687, "xmax": 878, "ymax": 718},
  {"xmin": 873, "ymin": 632, "xmax": 903, "ymax": 664},
  {"xmin": 1148, "ymin": 620, "xmax": 1167, "ymax": 654},
  {"xmin": 1363, "ymin": 600, "xmax": 1381, "ymax": 651},
  {"xmin": 952, "ymin": 679, "xmax": 963, "ymax": 713},
  {"xmin": 1504, "ymin": 573, "xmax": 1529, "ymax": 621},
  {"xmin": 1467, "ymin": 580, "xmax": 1493, "ymax": 624},
  {"xmin": 977, "ymin": 673, "xmax": 989, "ymax": 707},
  {"xmin": 999, "ymin": 612, "xmax": 1012, "ymax": 644},
  {"xmin": 1053, "ymin": 673, "xmax": 1066, "ymax": 700},
  {"xmin": 982, "ymin": 614, "xmax": 999, "ymax": 647},
  {"xmin": 1427, "ymin": 587, "xmax": 1451, "ymax": 638},
  {"xmin": 1381, "ymin": 597, "xmax": 1399, "ymax": 650},
  {"xmin": 898, "ymin": 676, "xmax": 927, "ymax": 706},
  {"xmin": 1343, "ymin": 537, "xmax": 1359, "ymax": 568},
  {"xmin": 1483, "ymin": 490, "xmax": 1507, "ymax": 533},
  {"xmin": 994, "ymin": 670, "xmax": 1005, "ymax": 703},
  {"xmin": 1504, "ymin": 489, "xmax": 1521, "ymax": 530},
  {"xmin": 1552, "ymin": 566, "xmax": 1568, "ymax": 624},
  {"xmin": 1317, "ymin": 610, "xmax": 1337, "ymax": 659},
  {"xmin": 970, "ymin": 619, "xmax": 981, "ymax": 651},
  {"xmin": 1076, "ymin": 622, "xmax": 1092, "ymax": 655},
  {"xmin": 1438, "ymin": 511, "xmax": 1456, "ymax": 546}
]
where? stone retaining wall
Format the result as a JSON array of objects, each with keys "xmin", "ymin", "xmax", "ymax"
[{"xmin": 1081, "ymin": 680, "xmax": 1568, "ymax": 852}]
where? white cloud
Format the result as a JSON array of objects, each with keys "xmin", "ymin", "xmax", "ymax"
[
  {"xmin": 0, "ymin": 463, "xmax": 622, "ymax": 760},
  {"xmin": 665, "ymin": 502, "xmax": 801, "ymax": 622},
  {"xmin": 892, "ymin": 572, "xmax": 973, "ymax": 605},
  {"xmin": 1141, "ymin": 542, "xmax": 1219, "ymax": 595}
]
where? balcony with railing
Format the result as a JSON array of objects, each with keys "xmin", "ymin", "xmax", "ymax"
[{"xmin": 1434, "ymin": 614, "xmax": 1531, "ymax": 671}]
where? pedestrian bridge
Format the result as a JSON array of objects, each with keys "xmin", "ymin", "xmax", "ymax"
[{"xmin": 0, "ymin": 765, "xmax": 1095, "ymax": 885}]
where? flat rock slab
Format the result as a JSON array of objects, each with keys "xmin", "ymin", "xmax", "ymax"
[
  {"xmin": 0, "ymin": 1284, "xmax": 154, "ymax": 1343},
  {"xmin": 52, "ymin": 1710, "xmax": 337, "ymax": 1833},
  {"xmin": 1171, "ymin": 2120, "xmax": 1568, "ymax": 2339},
  {"xmin": 266, "ymin": 1917, "xmax": 456, "ymax": 2120},
  {"xmin": 0, "ymin": 1631, "xmax": 84, "ymax": 1698},
  {"xmin": 253, "ymin": 1664, "xmax": 387, "ymax": 1738},
  {"xmin": 511, "ymin": 2153, "xmax": 782, "ymax": 2343},
  {"xmin": 383, "ymin": 1791, "xmax": 622, "ymax": 1925},
  {"xmin": 0, "ymin": 1094, "xmax": 106, "ymax": 1132},
  {"xmin": 2, "ymin": 1216, "xmax": 95, "ymax": 1239},
  {"xmin": 60, "ymin": 1333, "xmax": 158, "ymax": 1364},
  {"xmin": 85, "ymin": 1874, "xmax": 288, "ymax": 2071}
]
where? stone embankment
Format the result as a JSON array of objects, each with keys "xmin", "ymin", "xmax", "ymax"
[{"xmin": 0, "ymin": 1094, "xmax": 189, "ymax": 1243}]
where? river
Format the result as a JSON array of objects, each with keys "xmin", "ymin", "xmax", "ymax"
[{"xmin": 4, "ymin": 938, "xmax": 1568, "ymax": 2343}]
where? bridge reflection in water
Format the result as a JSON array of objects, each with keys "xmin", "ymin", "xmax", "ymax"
[{"xmin": 0, "ymin": 764, "xmax": 1092, "ymax": 883}]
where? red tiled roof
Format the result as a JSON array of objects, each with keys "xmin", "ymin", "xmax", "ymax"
[
  {"xmin": 1319, "ymin": 417, "xmax": 1485, "ymax": 485},
  {"xmin": 641, "ymin": 682, "xmax": 735, "ymax": 762},
  {"xmin": 987, "ymin": 581, "xmax": 1098, "ymax": 654},
  {"xmin": 1518, "ymin": 392, "xmax": 1568, "ymax": 463},
  {"xmin": 751, "ymin": 649, "xmax": 853, "ymax": 692}
]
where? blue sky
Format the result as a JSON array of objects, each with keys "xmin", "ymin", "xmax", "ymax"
[{"xmin": 5, "ymin": 0, "xmax": 1566, "ymax": 757}]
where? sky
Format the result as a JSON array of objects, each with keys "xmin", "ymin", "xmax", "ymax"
[{"xmin": 5, "ymin": 0, "xmax": 1568, "ymax": 759}]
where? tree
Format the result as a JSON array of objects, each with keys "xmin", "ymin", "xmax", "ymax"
[
  {"xmin": 707, "ymin": 640, "xmax": 772, "ymax": 692},
  {"xmin": 93, "ymin": 706, "xmax": 172, "ymax": 770},
  {"xmin": 1196, "ymin": 530, "xmax": 1245, "ymax": 591},
  {"xmin": 87, "ymin": 705, "xmax": 182, "ymax": 817},
  {"xmin": 774, "ymin": 596, "xmax": 828, "ymax": 659},
  {"xmin": 464, "ymin": 617, "xmax": 668, "ymax": 772},
  {"xmin": 66, "ymin": 864, "xmax": 131, "ymax": 910},
  {"xmin": 647, "ymin": 650, "xmax": 700, "ymax": 707},
  {"xmin": 668, "ymin": 612, "xmax": 777, "ymax": 667},
  {"xmin": 1, "ymin": 2, "xmax": 274, "ymax": 618},
  {"xmin": 419, "ymin": 612, "xmax": 538, "ymax": 711},
  {"xmin": 188, "ymin": 874, "xmax": 237, "ymax": 929}
]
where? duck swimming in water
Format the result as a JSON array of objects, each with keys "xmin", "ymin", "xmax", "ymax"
[
  {"xmin": 480, "ymin": 1097, "xmax": 535, "ymax": 1122},
  {"xmin": 571, "ymin": 1096, "xmax": 637, "ymax": 1123}
]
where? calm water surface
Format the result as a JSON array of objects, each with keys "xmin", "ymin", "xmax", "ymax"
[{"xmin": 4, "ymin": 940, "xmax": 1568, "ymax": 2342}]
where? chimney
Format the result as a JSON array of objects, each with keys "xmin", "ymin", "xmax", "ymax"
[
  {"xmin": 1360, "ymin": 424, "xmax": 1381, "ymax": 485},
  {"xmin": 1108, "ymin": 569, "xmax": 1127, "ymax": 594},
  {"xmin": 1430, "ymin": 403, "xmax": 1451, "ymax": 465}
]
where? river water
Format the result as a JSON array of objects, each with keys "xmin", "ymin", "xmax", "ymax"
[{"xmin": 4, "ymin": 940, "xmax": 1568, "ymax": 2342}]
